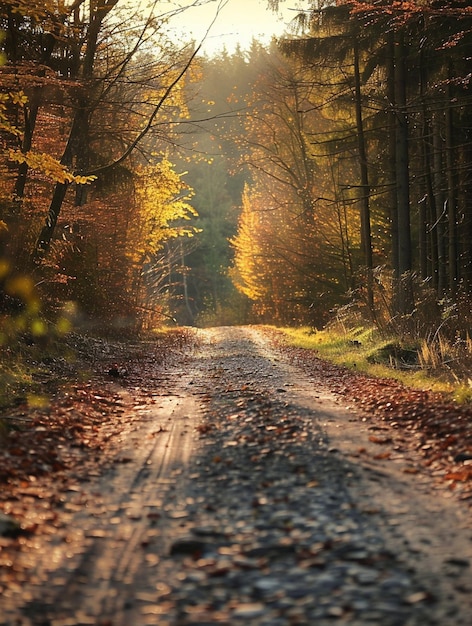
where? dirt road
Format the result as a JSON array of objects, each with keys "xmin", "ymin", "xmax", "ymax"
[{"xmin": 1, "ymin": 326, "xmax": 471, "ymax": 625}]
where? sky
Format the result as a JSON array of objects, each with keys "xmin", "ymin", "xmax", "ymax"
[{"xmin": 164, "ymin": 0, "xmax": 309, "ymax": 55}]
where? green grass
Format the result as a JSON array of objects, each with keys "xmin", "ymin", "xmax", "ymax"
[
  {"xmin": 0, "ymin": 344, "xmax": 62, "ymax": 410},
  {"xmin": 0, "ymin": 358, "xmax": 33, "ymax": 408},
  {"xmin": 276, "ymin": 325, "xmax": 469, "ymax": 399},
  {"xmin": 0, "ymin": 330, "xmax": 93, "ymax": 411}
]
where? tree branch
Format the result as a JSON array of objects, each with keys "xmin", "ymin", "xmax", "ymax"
[{"xmin": 82, "ymin": 0, "xmax": 228, "ymax": 177}]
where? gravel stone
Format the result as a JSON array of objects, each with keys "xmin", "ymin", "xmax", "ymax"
[
  {"xmin": 151, "ymin": 328, "xmax": 472, "ymax": 625},
  {"xmin": 3, "ymin": 327, "xmax": 469, "ymax": 626}
]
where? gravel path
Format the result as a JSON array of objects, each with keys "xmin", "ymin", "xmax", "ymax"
[{"xmin": 1, "ymin": 326, "xmax": 471, "ymax": 625}]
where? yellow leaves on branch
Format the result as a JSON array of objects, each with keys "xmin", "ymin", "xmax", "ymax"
[
  {"xmin": 8, "ymin": 149, "xmax": 96, "ymax": 185},
  {"xmin": 8, "ymin": 91, "xmax": 28, "ymax": 106},
  {"xmin": 2, "ymin": 0, "xmax": 63, "ymax": 21},
  {"xmin": 128, "ymin": 158, "xmax": 198, "ymax": 263},
  {"xmin": 0, "ymin": 92, "xmax": 25, "ymax": 138},
  {"xmin": 1, "ymin": 90, "xmax": 95, "ymax": 185}
]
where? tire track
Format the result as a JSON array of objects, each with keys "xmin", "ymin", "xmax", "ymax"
[
  {"xmin": 2, "ymin": 327, "xmax": 471, "ymax": 625},
  {"xmin": 2, "ymin": 375, "xmax": 202, "ymax": 625}
]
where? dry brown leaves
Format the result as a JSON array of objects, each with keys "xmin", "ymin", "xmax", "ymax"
[
  {"xmin": 0, "ymin": 329, "xmax": 196, "ymax": 538},
  {"xmin": 268, "ymin": 333, "xmax": 472, "ymax": 504}
]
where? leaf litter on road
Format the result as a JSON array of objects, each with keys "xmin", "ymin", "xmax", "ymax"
[
  {"xmin": 266, "ymin": 328, "xmax": 472, "ymax": 502},
  {"xmin": 0, "ymin": 330, "xmax": 196, "ymax": 595},
  {"xmin": 0, "ymin": 326, "xmax": 471, "ymax": 625}
]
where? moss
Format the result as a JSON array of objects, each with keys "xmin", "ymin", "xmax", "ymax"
[{"xmin": 366, "ymin": 342, "xmax": 419, "ymax": 369}]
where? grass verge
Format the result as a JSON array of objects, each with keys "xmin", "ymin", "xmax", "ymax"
[{"xmin": 275, "ymin": 325, "xmax": 472, "ymax": 403}]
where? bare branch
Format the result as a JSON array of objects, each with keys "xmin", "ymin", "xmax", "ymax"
[{"xmin": 82, "ymin": 0, "xmax": 228, "ymax": 176}]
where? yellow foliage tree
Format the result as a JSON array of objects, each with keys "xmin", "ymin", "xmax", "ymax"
[
  {"xmin": 231, "ymin": 185, "xmax": 304, "ymax": 323},
  {"xmin": 129, "ymin": 158, "xmax": 198, "ymax": 267},
  {"xmin": 122, "ymin": 158, "xmax": 199, "ymax": 326},
  {"xmin": 51, "ymin": 157, "xmax": 199, "ymax": 327},
  {"xmin": 230, "ymin": 186, "xmax": 268, "ymax": 303}
]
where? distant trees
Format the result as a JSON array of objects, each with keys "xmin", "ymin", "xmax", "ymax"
[
  {"xmin": 230, "ymin": 43, "xmax": 355, "ymax": 323},
  {"xmin": 170, "ymin": 47, "xmax": 253, "ymax": 326}
]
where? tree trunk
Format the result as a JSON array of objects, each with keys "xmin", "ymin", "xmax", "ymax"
[
  {"xmin": 31, "ymin": 0, "xmax": 118, "ymax": 264},
  {"xmin": 445, "ymin": 67, "xmax": 457, "ymax": 294},
  {"xmin": 14, "ymin": 101, "xmax": 39, "ymax": 199},
  {"xmin": 31, "ymin": 183, "xmax": 69, "ymax": 263},
  {"xmin": 418, "ymin": 45, "xmax": 436, "ymax": 282},
  {"xmin": 353, "ymin": 40, "xmax": 374, "ymax": 317},
  {"xmin": 386, "ymin": 32, "xmax": 398, "ymax": 279},
  {"xmin": 31, "ymin": 103, "xmax": 89, "ymax": 264},
  {"xmin": 458, "ymin": 134, "xmax": 472, "ymax": 291},
  {"xmin": 394, "ymin": 32, "xmax": 414, "ymax": 316},
  {"xmin": 432, "ymin": 113, "xmax": 447, "ymax": 295}
]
